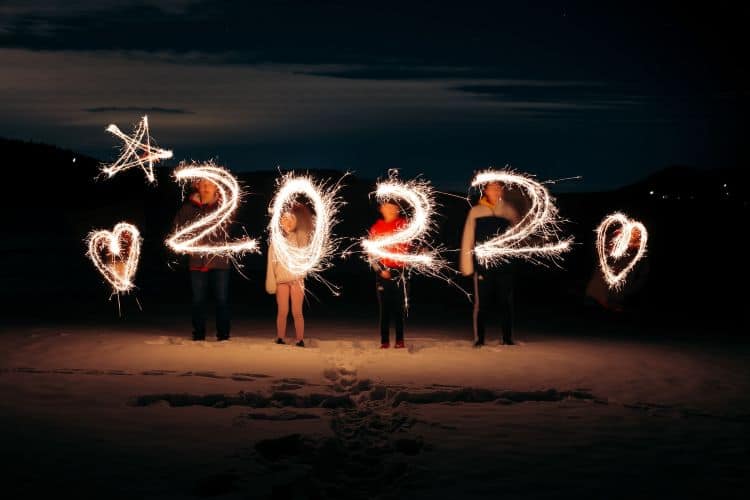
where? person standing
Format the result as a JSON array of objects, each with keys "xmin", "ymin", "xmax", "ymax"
[
  {"xmin": 369, "ymin": 200, "xmax": 410, "ymax": 349},
  {"xmin": 173, "ymin": 179, "xmax": 233, "ymax": 341},
  {"xmin": 460, "ymin": 181, "xmax": 521, "ymax": 347},
  {"xmin": 266, "ymin": 203, "xmax": 312, "ymax": 347}
]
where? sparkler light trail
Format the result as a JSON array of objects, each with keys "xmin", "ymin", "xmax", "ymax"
[
  {"xmin": 268, "ymin": 173, "xmax": 343, "ymax": 280},
  {"xmin": 470, "ymin": 169, "xmax": 572, "ymax": 266},
  {"xmin": 361, "ymin": 172, "xmax": 439, "ymax": 272},
  {"xmin": 356, "ymin": 170, "xmax": 457, "ymax": 310},
  {"xmin": 166, "ymin": 161, "xmax": 258, "ymax": 256},
  {"xmin": 86, "ymin": 222, "xmax": 142, "ymax": 293},
  {"xmin": 101, "ymin": 115, "xmax": 173, "ymax": 183},
  {"xmin": 595, "ymin": 212, "xmax": 648, "ymax": 289}
]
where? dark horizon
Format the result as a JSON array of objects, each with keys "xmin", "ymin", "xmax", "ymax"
[{"xmin": 3, "ymin": 134, "xmax": 744, "ymax": 198}]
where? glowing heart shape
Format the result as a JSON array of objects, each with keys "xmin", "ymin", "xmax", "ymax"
[
  {"xmin": 595, "ymin": 212, "xmax": 648, "ymax": 289},
  {"xmin": 87, "ymin": 222, "xmax": 142, "ymax": 293},
  {"xmin": 471, "ymin": 169, "xmax": 572, "ymax": 266}
]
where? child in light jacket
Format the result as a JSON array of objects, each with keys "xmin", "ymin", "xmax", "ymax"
[{"xmin": 266, "ymin": 202, "xmax": 312, "ymax": 347}]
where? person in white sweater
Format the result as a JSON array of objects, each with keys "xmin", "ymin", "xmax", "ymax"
[{"xmin": 266, "ymin": 202, "xmax": 312, "ymax": 347}]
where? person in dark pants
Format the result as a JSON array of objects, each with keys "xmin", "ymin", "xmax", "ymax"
[
  {"xmin": 472, "ymin": 266, "xmax": 514, "ymax": 345},
  {"xmin": 369, "ymin": 200, "xmax": 410, "ymax": 349},
  {"xmin": 173, "ymin": 179, "xmax": 233, "ymax": 341},
  {"xmin": 376, "ymin": 269, "xmax": 408, "ymax": 348},
  {"xmin": 460, "ymin": 181, "xmax": 521, "ymax": 347},
  {"xmin": 191, "ymin": 269, "xmax": 230, "ymax": 340}
]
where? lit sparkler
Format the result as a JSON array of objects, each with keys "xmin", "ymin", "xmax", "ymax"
[
  {"xmin": 166, "ymin": 161, "xmax": 258, "ymax": 256},
  {"xmin": 595, "ymin": 212, "xmax": 648, "ymax": 289},
  {"xmin": 268, "ymin": 173, "xmax": 343, "ymax": 279},
  {"xmin": 470, "ymin": 169, "xmax": 572, "ymax": 266},
  {"xmin": 361, "ymin": 172, "xmax": 439, "ymax": 272},
  {"xmin": 86, "ymin": 222, "xmax": 142, "ymax": 293},
  {"xmin": 102, "ymin": 115, "xmax": 173, "ymax": 183}
]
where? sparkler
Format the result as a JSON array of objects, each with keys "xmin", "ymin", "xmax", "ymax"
[
  {"xmin": 361, "ymin": 172, "xmax": 439, "ymax": 272},
  {"xmin": 166, "ymin": 161, "xmax": 258, "ymax": 256},
  {"xmin": 268, "ymin": 173, "xmax": 343, "ymax": 280},
  {"xmin": 595, "ymin": 212, "xmax": 648, "ymax": 289},
  {"xmin": 470, "ymin": 169, "xmax": 572, "ymax": 266},
  {"xmin": 102, "ymin": 115, "xmax": 173, "ymax": 183},
  {"xmin": 357, "ymin": 171, "xmax": 457, "ymax": 310},
  {"xmin": 86, "ymin": 222, "xmax": 142, "ymax": 293}
]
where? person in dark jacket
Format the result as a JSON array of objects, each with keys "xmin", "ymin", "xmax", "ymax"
[
  {"xmin": 173, "ymin": 179, "xmax": 233, "ymax": 341},
  {"xmin": 460, "ymin": 181, "xmax": 521, "ymax": 347},
  {"xmin": 369, "ymin": 200, "xmax": 411, "ymax": 349}
]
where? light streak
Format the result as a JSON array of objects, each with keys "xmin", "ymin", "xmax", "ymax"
[
  {"xmin": 470, "ymin": 169, "xmax": 572, "ymax": 266},
  {"xmin": 86, "ymin": 222, "xmax": 142, "ymax": 293},
  {"xmin": 268, "ymin": 173, "xmax": 342, "ymax": 279},
  {"xmin": 595, "ymin": 212, "xmax": 648, "ymax": 289},
  {"xmin": 361, "ymin": 173, "xmax": 438, "ymax": 271},
  {"xmin": 166, "ymin": 161, "xmax": 258, "ymax": 256},
  {"xmin": 101, "ymin": 115, "xmax": 173, "ymax": 183}
]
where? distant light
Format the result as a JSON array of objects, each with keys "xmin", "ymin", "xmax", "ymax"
[
  {"xmin": 72, "ymin": 157, "xmax": 76, "ymax": 163},
  {"xmin": 649, "ymin": 190, "xmax": 654, "ymax": 195},
  {"xmin": 723, "ymin": 183, "xmax": 728, "ymax": 188}
]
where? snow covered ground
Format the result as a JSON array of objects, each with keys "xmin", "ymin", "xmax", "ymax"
[{"xmin": 1, "ymin": 319, "xmax": 748, "ymax": 498}]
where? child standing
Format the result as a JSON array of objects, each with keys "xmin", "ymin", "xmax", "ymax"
[
  {"xmin": 266, "ymin": 203, "xmax": 312, "ymax": 347},
  {"xmin": 369, "ymin": 200, "xmax": 410, "ymax": 349}
]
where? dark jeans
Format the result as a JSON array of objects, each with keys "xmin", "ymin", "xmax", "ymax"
[
  {"xmin": 376, "ymin": 274, "xmax": 407, "ymax": 344},
  {"xmin": 191, "ymin": 270, "xmax": 230, "ymax": 339},
  {"xmin": 473, "ymin": 271, "xmax": 513, "ymax": 344}
]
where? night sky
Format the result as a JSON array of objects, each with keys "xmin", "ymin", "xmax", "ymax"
[{"xmin": 0, "ymin": 1, "xmax": 744, "ymax": 191}]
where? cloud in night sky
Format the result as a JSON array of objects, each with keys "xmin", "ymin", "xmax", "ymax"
[{"xmin": 0, "ymin": 1, "xmax": 744, "ymax": 191}]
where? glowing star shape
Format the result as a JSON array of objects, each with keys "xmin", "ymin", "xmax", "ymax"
[
  {"xmin": 595, "ymin": 212, "xmax": 648, "ymax": 289},
  {"xmin": 86, "ymin": 222, "xmax": 142, "ymax": 293},
  {"xmin": 102, "ymin": 115, "xmax": 173, "ymax": 183},
  {"xmin": 361, "ymin": 174, "xmax": 438, "ymax": 271},
  {"xmin": 471, "ymin": 169, "xmax": 572, "ymax": 266},
  {"xmin": 268, "ymin": 173, "xmax": 342, "ymax": 278},
  {"xmin": 166, "ymin": 161, "xmax": 258, "ymax": 256}
]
